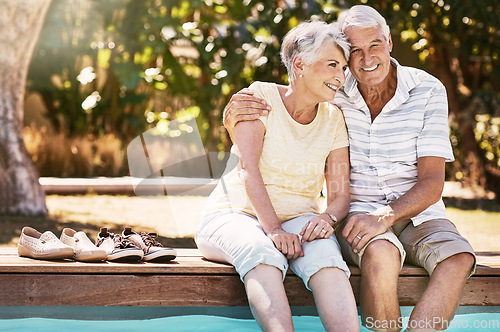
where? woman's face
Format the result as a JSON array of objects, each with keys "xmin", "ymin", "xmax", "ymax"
[{"xmin": 301, "ymin": 41, "xmax": 348, "ymax": 102}]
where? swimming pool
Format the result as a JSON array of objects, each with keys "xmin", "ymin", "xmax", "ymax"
[{"xmin": 1, "ymin": 306, "xmax": 499, "ymax": 331}]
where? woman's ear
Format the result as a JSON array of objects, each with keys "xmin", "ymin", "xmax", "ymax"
[{"xmin": 292, "ymin": 56, "xmax": 305, "ymax": 77}]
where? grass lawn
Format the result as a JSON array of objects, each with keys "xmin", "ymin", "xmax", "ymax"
[
  {"xmin": 1, "ymin": 194, "xmax": 499, "ymax": 252},
  {"xmin": 445, "ymin": 207, "xmax": 500, "ymax": 252}
]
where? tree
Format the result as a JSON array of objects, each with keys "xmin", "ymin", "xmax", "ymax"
[
  {"xmin": 28, "ymin": 0, "xmax": 150, "ymax": 140},
  {"xmin": 106, "ymin": 0, "xmax": 331, "ymax": 150},
  {"xmin": 24, "ymin": 0, "xmax": 500, "ymax": 198},
  {"xmin": 0, "ymin": 0, "xmax": 52, "ymax": 215},
  {"xmin": 365, "ymin": 0, "xmax": 500, "ymax": 196}
]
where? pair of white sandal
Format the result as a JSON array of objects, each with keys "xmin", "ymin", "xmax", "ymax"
[
  {"xmin": 18, "ymin": 227, "xmax": 106, "ymax": 262},
  {"xmin": 18, "ymin": 226, "xmax": 177, "ymax": 263}
]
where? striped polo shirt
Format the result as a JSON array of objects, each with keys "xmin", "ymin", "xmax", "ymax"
[{"xmin": 334, "ymin": 58, "xmax": 454, "ymax": 226}]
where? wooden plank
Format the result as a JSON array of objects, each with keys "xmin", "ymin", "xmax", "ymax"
[
  {"xmin": 0, "ymin": 258, "xmax": 238, "ymax": 275},
  {"xmin": 1, "ymin": 248, "xmax": 498, "ymax": 275},
  {"xmin": 0, "ymin": 247, "xmax": 498, "ymax": 307},
  {"xmin": 0, "ymin": 273, "xmax": 497, "ymax": 307},
  {"xmin": 461, "ymin": 277, "xmax": 500, "ymax": 306},
  {"xmin": 0, "ymin": 274, "xmax": 248, "ymax": 307},
  {"xmin": 0, "ymin": 274, "xmax": 347, "ymax": 307},
  {"xmin": 2, "ymin": 257, "xmax": 444, "ymax": 276},
  {"xmin": 0, "ymin": 247, "xmax": 201, "ymax": 257},
  {"xmin": 393, "ymin": 276, "xmax": 500, "ymax": 306}
]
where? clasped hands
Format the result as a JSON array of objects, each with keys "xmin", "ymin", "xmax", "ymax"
[{"xmin": 266, "ymin": 215, "xmax": 333, "ymax": 259}]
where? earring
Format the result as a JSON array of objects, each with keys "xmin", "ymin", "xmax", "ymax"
[{"xmin": 299, "ymin": 74, "xmax": 303, "ymax": 78}]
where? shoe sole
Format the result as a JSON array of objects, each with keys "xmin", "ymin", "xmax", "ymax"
[
  {"xmin": 18, "ymin": 245, "xmax": 74, "ymax": 260},
  {"xmin": 107, "ymin": 248, "xmax": 144, "ymax": 262},
  {"xmin": 143, "ymin": 252, "xmax": 177, "ymax": 262},
  {"xmin": 122, "ymin": 235, "xmax": 177, "ymax": 262},
  {"xmin": 107, "ymin": 254, "xmax": 144, "ymax": 263},
  {"xmin": 74, "ymin": 251, "xmax": 108, "ymax": 262}
]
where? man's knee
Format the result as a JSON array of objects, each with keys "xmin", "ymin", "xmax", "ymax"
[
  {"xmin": 364, "ymin": 239, "xmax": 400, "ymax": 261},
  {"xmin": 361, "ymin": 239, "xmax": 401, "ymax": 274},
  {"xmin": 439, "ymin": 252, "xmax": 475, "ymax": 274}
]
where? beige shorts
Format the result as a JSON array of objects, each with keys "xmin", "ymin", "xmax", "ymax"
[{"xmin": 336, "ymin": 212, "xmax": 476, "ymax": 277}]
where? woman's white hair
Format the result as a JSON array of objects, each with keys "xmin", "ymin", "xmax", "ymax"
[
  {"xmin": 280, "ymin": 20, "xmax": 350, "ymax": 84},
  {"xmin": 337, "ymin": 5, "xmax": 391, "ymax": 40}
]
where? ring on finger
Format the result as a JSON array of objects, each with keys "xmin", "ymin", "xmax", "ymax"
[
  {"xmin": 355, "ymin": 235, "xmax": 362, "ymax": 240},
  {"xmin": 321, "ymin": 229, "xmax": 327, "ymax": 235}
]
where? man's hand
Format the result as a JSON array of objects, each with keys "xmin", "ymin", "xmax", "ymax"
[
  {"xmin": 223, "ymin": 88, "xmax": 271, "ymax": 137},
  {"xmin": 267, "ymin": 227, "xmax": 304, "ymax": 259},
  {"xmin": 299, "ymin": 215, "xmax": 334, "ymax": 243},
  {"xmin": 342, "ymin": 157, "xmax": 446, "ymax": 255},
  {"xmin": 342, "ymin": 212, "xmax": 392, "ymax": 254}
]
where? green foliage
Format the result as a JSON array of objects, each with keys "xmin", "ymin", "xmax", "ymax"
[
  {"xmin": 107, "ymin": 0, "xmax": 340, "ymax": 149},
  {"xmin": 363, "ymin": 0, "xmax": 500, "ymax": 180},
  {"xmin": 28, "ymin": 0, "xmax": 346, "ymax": 147},
  {"xmin": 26, "ymin": 0, "xmax": 500, "ymax": 181},
  {"xmin": 28, "ymin": 0, "xmax": 151, "ymax": 139}
]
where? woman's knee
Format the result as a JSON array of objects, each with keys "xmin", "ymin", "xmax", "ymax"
[{"xmin": 244, "ymin": 264, "xmax": 285, "ymax": 283}]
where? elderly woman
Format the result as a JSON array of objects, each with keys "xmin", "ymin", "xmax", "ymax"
[{"xmin": 195, "ymin": 21, "xmax": 360, "ymax": 332}]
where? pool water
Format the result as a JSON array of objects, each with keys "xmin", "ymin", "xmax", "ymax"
[{"xmin": 1, "ymin": 307, "xmax": 499, "ymax": 331}]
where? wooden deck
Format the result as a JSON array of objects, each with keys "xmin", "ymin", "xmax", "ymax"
[{"xmin": 0, "ymin": 247, "xmax": 498, "ymax": 307}]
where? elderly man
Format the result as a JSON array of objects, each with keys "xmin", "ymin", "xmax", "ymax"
[{"xmin": 223, "ymin": 5, "xmax": 475, "ymax": 331}]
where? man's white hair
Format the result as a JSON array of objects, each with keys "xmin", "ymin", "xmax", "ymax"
[
  {"xmin": 280, "ymin": 20, "xmax": 350, "ymax": 84},
  {"xmin": 337, "ymin": 5, "xmax": 391, "ymax": 41}
]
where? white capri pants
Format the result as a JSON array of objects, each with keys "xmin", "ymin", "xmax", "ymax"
[{"xmin": 195, "ymin": 211, "xmax": 350, "ymax": 290}]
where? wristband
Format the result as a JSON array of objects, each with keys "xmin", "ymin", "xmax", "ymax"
[{"xmin": 323, "ymin": 213, "xmax": 338, "ymax": 229}]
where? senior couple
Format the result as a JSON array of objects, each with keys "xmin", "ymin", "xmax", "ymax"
[{"xmin": 195, "ymin": 5, "xmax": 475, "ymax": 332}]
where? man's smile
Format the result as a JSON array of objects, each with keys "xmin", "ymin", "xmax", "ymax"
[{"xmin": 362, "ymin": 64, "xmax": 379, "ymax": 71}]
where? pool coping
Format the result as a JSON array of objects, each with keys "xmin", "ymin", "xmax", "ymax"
[{"xmin": 0, "ymin": 248, "xmax": 499, "ymax": 307}]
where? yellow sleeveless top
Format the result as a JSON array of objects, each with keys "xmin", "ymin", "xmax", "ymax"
[{"xmin": 203, "ymin": 81, "xmax": 348, "ymax": 222}]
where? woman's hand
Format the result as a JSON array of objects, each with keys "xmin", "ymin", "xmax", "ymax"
[
  {"xmin": 299, "ymin": 215, "xmax": 334, "ymax": 243},
  {"xmin": 266, "ymin": 227, "xmax": 304, "ymax": 259}
]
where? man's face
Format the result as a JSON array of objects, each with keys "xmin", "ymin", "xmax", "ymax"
[{"xmin": 345, "ymin": 26, "xmax": 393, "ymax": 88}]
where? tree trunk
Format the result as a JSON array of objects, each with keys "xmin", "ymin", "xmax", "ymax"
[{"xmin": 0, "ymin": 0, "xmax": 52, "ymax": 215}]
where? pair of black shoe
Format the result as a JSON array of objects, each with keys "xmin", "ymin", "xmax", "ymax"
[{"xmin": 96, "ymin": 227, "xmax": 177, "ymax": 262}]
